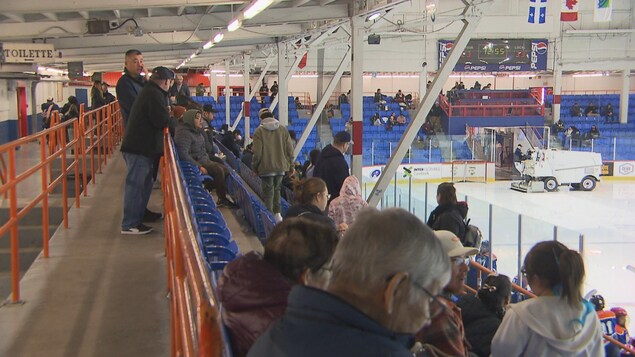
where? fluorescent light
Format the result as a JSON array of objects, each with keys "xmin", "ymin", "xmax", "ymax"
[
  {"xmin": 213, "ymin": 32, "xmax": 224, "ymax": 43},
  {"xmin": 367, "ymin": 12, "xmax": 381, "ymax": 21},
  {"xmin": 449, "ymin": 74, "xmax": 495, "ymax": 78},
  {"xmin": 510, "ymin": 74, "xmax": 534, "ymax": 78},
  {"xmin": 228, "ymin": 19, "xmax": 242, "ymax": 32},
  {"xmin": 244, "ymin": 0, "xmax": 274, "ymax": 19},
  {"xmin": 573, "ymin": 73, "xmax": 604, "ymax": 77},
  {"xmin": 189, "ymin": 53, "xmax": 197, "ymax": 60},
  {"xmin": 203, "ymin": 40, "xmax": 214, "ymax": 50},
  {"xmin": 292, "ymin": 74, "xmax": 319, "ymax": 78}
]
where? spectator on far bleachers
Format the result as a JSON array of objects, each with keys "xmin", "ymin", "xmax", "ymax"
[
  {"xmin": 294, "ymin": 96, "xmax": 302, "ymax": 110},
  {"xmin": 457, "ymin": 274, "xmax": 511, "ymax": 357},
  {"xmin": 473, "ymin": 81, "xmax": 482, "ymax": 90},
  {"xmin": 345, "ymin": 117, "xmax": 353, "ymax": 133},
  {"xmin": 327, "ymin": 175, "xmax": 368, "ymax": 233},
  {"xmin": 249, "ymin": 208, "xmax": 451, "ymax": 357},
  {"xmin": 370, "ymin": 112, "xmax": 381, "ymax": 126},
  {"xmin": 416, "ymin": 230, "xmax": 479, "ymax": 357},
  {"xmin": 218, "ymin": 217, "xmax": 338, "ymax": 357},
  {"xmin": 584, "ymin": 102, "xmax": 599, "ymax": 116},
  {"xmin": 552, "ymin": 119, "xmax": 565, "ymax": 136},
  {"xmin": 396, "ymin": 112, "xmax": 406, "ymax": 125},
  {"xmin": 565, "ymin": 125, "xmax": 581, "ymax": 147},
  {"xmin": 491, "ymin": 241, "xmax": 604, "ymax": 356},
  {"xmin": 585, "ymin": 125, "xmax": 600, "ymax": 141},
  {"xmin": 395, "ymin": 89, "xmax": 406, "ymax": 108},
  {"xmin": 285, "ymin": 177, "xmax": 339, "ymax": 233},
  {"xmin": 483, "ymin": 83, "xmax": 492, "ymax": 90},
  {"xmin": 604, "ymin": 103, "xmax": 615, "ymax": 122},
  {"xmin": 338, "ymin": 92, "xmax": 349, "ymax": 108},
  {"xmin": 570, "ymin": 102, "xmax": 583, "ymax": 117},
  {"xmin": 196, "ymin": 82, "xmax": 205, "ymax": 96}
]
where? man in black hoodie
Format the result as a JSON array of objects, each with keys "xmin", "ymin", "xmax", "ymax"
[
  {"xmin": 116, "ymin": 49, "xmax": 147, "ymax": 127},
  {"xmin": 120, "ymin": 66, "xmax": 174, "ymax": 235},
  {"xmin": 314, "ymin": 131, "xmax": 351, "ymax": 202}
]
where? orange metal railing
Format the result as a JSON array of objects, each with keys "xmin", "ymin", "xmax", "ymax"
[
  {"xmin": 0, "ymin": 101, "xmax": 123, "ymax": 303},
  {"xmin": 468, "ymin": 260, "xmax": 635, "ymax": 354},
  {"xmin": 163, "ymin": 130, "xmax": 224, "ymax": 357}
]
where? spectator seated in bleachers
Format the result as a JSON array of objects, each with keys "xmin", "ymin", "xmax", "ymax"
[
  {"xmin": 483, "ymin": 83, "xmax": 492, "ymax": 90},
  {"xmin": 327, "ymin": 175, "xmax": 368, "ymax": 236},
  {"xmin": 374, "ymin": 88, "xmax": 387, "ymax": 110},
  {"xmin": 370, "ymin": 112, "xmax": 381, "ymax": 126},
  {"xmin": 394, "ymin": 89, "xmax": 408, "ymax": 108},
  {"xmin": 396, "ymin": 112, "xmax": 407, "ymax": 125},
  {"xmin": 285, "ymin": 177, "xmax": 341, "ymax": 234},
  {"xmin": 249, "ymin": 208, "xmax": 451, "ymax": 357},
  {"xmin": 218, "ymin": 217, "xmax": 338, "ymax": 357},
  {"xmin": 565, "ymin": 125, "xmax": 581, "ymax": 147},
  {"xmin": 338, "ymin": 92, "xmax": 349, "ymax": 108},
  {"xmin": 584, "ymin": 125, "xmax": 601, "ymax": 142},
  {"xmin": 551, "ymin": 119, "xmax": 565, "ymax": 137},
  {"xmin": 416, "ymin": 230, "xmax": 479, "ymax": 357},
  {"xmin": 584, "ymin": 102, "xmax": 599, "ymax": 116},
  {"xmin": 604, "ymin": 103, "xmax": 615, "ymax": 122},
  {"xmin": 456, "ymin": 274, "xmax": 511, "ymax": 357},
  {"xmin": 345, "ymin": 117, "xmax": 353, "ymax": 133},
  {"xmin": 294, "ymin": 96, "xmax": 302, "ymax": 110},
  {"xmin": 570, "ymin": 102, "xmax": 583, "ymax": 117},
  {"xmin": 385, "ymin": 117, "xmax": 394, "ymax": 131},
  {"xmin": 491, "ymin": 241, "xmax": 604, "ymax": 356}
]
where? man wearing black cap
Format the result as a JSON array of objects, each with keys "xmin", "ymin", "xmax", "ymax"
[
  {"xmin": 120, "ymin": 66, "xmax": 174, "ymax": 234},
  {"xmin": 314, "ymin": 131, "xmax": 351, "ymax": 202}
]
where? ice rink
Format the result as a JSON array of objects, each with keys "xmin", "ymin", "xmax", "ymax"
[{"xmin": 405, "ymin": 179, "xmax": 635, "ymax": 330}]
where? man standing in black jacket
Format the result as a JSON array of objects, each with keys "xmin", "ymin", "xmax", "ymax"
[
  {"xmin": 116, "ymin": 49, "xmax": 147, "ymax": 127},
  {"xmin": 120, "ymin": 66, "xmax": 174, "ymax": 234},
  {"xmin": 314, "ymin": 131, "xmax": 351, "ymax": 202}
]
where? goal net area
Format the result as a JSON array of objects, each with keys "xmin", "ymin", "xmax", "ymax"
[{"xmin": 451, "ymin": 160, "xmax": 488, "ymax": 183}]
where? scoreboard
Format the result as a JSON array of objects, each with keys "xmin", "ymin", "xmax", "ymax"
[{"xmin": 438, "ymin": 39, "xmax": 548, "ymax": 72}]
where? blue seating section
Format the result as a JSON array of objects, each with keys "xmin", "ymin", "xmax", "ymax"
[
  {"xmin": 177, "ymin": 160, "xmax": 240, "ymax": 272},
  {"xmin": 192, "ymin": 95, "xmax": 317, "ymax": 161}
]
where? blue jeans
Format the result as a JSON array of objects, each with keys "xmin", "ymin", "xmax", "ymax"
[
  {"xmin": 121, "ymin": 152, "xmax": 154, "ymax": 229},
  {"xmin": 261, "ymin": 175, "xmax": 283, "ymax": 214}
]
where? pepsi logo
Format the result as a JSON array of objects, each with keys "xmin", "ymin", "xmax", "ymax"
[
  {"xmin": 534, "ymin": 42, "xmax": 547, "ymax": 54},
  {"xmin": 445, "ymin": 42, "xmax": 453, "ymax": 51},
  {"xmin": 370, "ymin": 169, "xmax": 381, "ymax": 178}
]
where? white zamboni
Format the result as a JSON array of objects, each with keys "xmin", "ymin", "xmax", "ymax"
[{"xmin": 511, "ymin": 149, "xmax": 602, "ymax": 192}]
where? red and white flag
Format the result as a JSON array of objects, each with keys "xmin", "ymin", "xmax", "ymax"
[{"xmin": 561, "ymin": 0, "xmax": 578, "ymax": 21}]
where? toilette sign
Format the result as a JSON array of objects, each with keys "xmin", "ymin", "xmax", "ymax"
[{"xmin": 1, "ymin": 43, "xmax": 55, "ymax": 64}]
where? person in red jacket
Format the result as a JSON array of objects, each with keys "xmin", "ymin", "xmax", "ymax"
[{"xmin": 217, "ymin": 218, "xmax": 338, "ymax": 357}]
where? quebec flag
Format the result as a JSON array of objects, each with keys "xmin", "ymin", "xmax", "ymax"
[{"xmin": 529, "ymin": 0, "xmax": 547, "ymax": 24}]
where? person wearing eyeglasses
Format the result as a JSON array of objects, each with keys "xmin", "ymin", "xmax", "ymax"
[
  {"xmin": 416, "ymin": 230, "xmax": 479, "ymax": 357},
  {"xmin": 284, "ymin": 178, "xmax": 341, "ymax": 234},
  {"xmin": 249, "ymin": 208, "xmax": 451, "ymax": 357},
  {"xmin": 490, "ymin": 241, "xmax": 603, "ymax": 357}
]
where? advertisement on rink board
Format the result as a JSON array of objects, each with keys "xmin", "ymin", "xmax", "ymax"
[
  {"xmin": 614, "ymin": 162, "xmax": 635, "ymax": 177},
  {"xmin": 362, "ymin": 163, "xmax": 465, "ymax": 182}
]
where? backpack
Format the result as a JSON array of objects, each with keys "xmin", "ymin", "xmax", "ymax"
[{"xmin": 462, "ymin": 218, "xmax": 482, "ymax": 250}]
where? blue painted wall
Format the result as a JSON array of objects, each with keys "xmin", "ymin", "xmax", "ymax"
[{"xmin": 0, "ymin": 114, "xmax": 41, "ymax": 145}]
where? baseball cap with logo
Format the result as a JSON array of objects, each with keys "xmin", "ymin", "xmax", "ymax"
[
  {"xmin": 434, "ymin": 230, "xmax": 479, "ymax": 258},
  {"xmin": 151, "ymin": 66, "xmax": 175, "ymax": 80}
]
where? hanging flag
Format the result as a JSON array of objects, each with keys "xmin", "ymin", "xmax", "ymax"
[
  {"xmin": 298, "ymin": 53, "xmax": 308, "ymax": 69},
  {"xmin": 594, "ymin": 0, "xmax": 613, "ymax": 22},
  {"xmin": 561, "ymin": 0, "xmax": 578, "ymax": 21},
  {"xmin": 528, "ymin": 0, "xmax": 547, "ymax": 24},
  {"xmin": 426, "ymin": 0, "xmax": 439, "ymax": 22}
]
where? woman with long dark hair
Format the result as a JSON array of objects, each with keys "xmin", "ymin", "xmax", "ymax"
[
  {"xmin": 491, "ymin": 241, "xmax": 603, "ymax": 356},
  {"xmin": 426, "ymin": 182, "xmax": 468, "ymax": 238},
  {"xmin": 456, "ymin": 274, "xmax": 511, "ymax": 357}
]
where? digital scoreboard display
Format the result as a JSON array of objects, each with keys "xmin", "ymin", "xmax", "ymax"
[{"xmin": 438, "ymin": 39, "xmax": 548, "ymax": 72}]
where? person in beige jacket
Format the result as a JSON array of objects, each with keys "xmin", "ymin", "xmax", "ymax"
[{"xmin": 252, "ymin": 108, "xmax": 294, "ymax": 222}]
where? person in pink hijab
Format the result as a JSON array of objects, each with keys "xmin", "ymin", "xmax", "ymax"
[{"xmin": 328, "ymin": 175, "xmax": 368, "ymax": 230}]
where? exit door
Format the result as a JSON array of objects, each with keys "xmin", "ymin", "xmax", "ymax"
[{"xmin": 16, "ymin": 87, "xmax": 28, "ymax": 138}]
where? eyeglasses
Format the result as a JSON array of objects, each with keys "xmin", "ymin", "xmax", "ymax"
[
  {"xmin": 410, "ymin": 279, "xmax": 448, "ymax": 319},
  {"xmin": 451, "ymin": 256, "xmax": 471, "ymax": 267}
]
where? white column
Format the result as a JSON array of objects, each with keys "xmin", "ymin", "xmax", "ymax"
[
  {"xmin": 351, "ymin": 16, "xmax": 364, "ymax": 182},
  {"xmin": 225, "ymin": 60, "xmax": 231, "ymax": 126},
  {"xmin": 419, "ymin": 65, "xmax": 427, "ymax": 102},
  {"xmin": 620, "ymin": 69, "xmax": 630, "ymax": 124},
  {"xmin": 278, "ymin": 41, "xmax": 289, "ymax": 126},
  {"xmin": 209, "ymin": 67, "xmax": 217, "ymax": 100},
  {"xmin": 553, "ymin": 67, "xmax": 562, "ymax": 124},
  {"xmin": 244, "ymin": 54, "xmax": 251, "ymax": 146}
]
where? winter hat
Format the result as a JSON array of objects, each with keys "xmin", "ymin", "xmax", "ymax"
[
  {"xmin": 172, "ymin": 105, "xmax": 186, "ymax": 119},
  {"xmin": 259, "ymin": 108, "xmax": 274, "ymax": 119}
]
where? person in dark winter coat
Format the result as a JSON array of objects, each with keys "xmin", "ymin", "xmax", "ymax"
[
  {"xmin": 285, "ymin": 177, "xmax": 339, "ymax": 233},
  {"xmin": 120, "ymin": 66, "xmax": 174, "ymax": 235},
  {"xmin": 426, "ymin": 182, "xmax": 468, "ymax": 239},
  {"xmin": 314, "ymin": 131, "xmax": 351, "ymax": 202},
  {"xmin": 174, "ymin": 109, "xmax": 235, "ymax": 207},
  {"xmin": 217, "ymin": 218, "xmax": 338, "ymax": 357},
  {"xmin": 456, "ymin": 274, "xmax": 511, "ymax": 357},
  {"xmin": 116, "ymin": 49, "xmax": 147, "ymax": 127}
]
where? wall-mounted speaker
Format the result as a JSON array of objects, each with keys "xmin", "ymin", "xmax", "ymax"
[{"xmin": 368, "ymin": 34, "xmax": 381, "ymax": 45}]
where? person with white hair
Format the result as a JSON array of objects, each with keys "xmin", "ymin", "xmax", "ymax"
[{"xmin": 249, "ymin": 208, "xmax": 451, "ymax": 356}]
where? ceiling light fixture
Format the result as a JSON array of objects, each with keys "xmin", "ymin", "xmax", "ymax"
[
  {"xmin": 228, "ymin": 18, "xmax": 242, "ymax": 32},
  {"xmin": 214, "ymin": 32, "xmax": 224, "ymax": 43},
  {"xmin": 203, "ymin": 40, "xmax": 214, "ymax": 50},
  {"xmin": 244, "ymin": 0, "xmax": 275, "ymax": 19},
  {"xmin": 367, "ymin": 12, "xmax": 381, "ymax": 21}
]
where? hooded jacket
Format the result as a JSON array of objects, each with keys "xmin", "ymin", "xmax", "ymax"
[
  {"xmin": 327, "ymin": 175, "xmax": 368, "ymax": 227},
  {"xmin": 217, "ymin": 252, "xmax": 292, "ymax": 357},
  {"xmin": 456, "ymin": 294, "xmax": 502, "ymax": 357},
  {"xmin": 426, "ymin": 202, "xmax": 468, "ymax": 239},
  {"xmin": 120, "ymin": 81, "xmax": 170, "ymax": 157},
  {"xmin": 314, "ymin": 144, "xmax": 349, "ymax": 200},
  {"xmin": 173, "ymin": 110, "xmax": 212, "ymax": 166},
  {"xmin": 491, "ymin": 296, "xmax": 603, "ymax": 357},
  {"xmin": 252, "ymin": 117, "xmax": 294, "ymax": 177}
]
